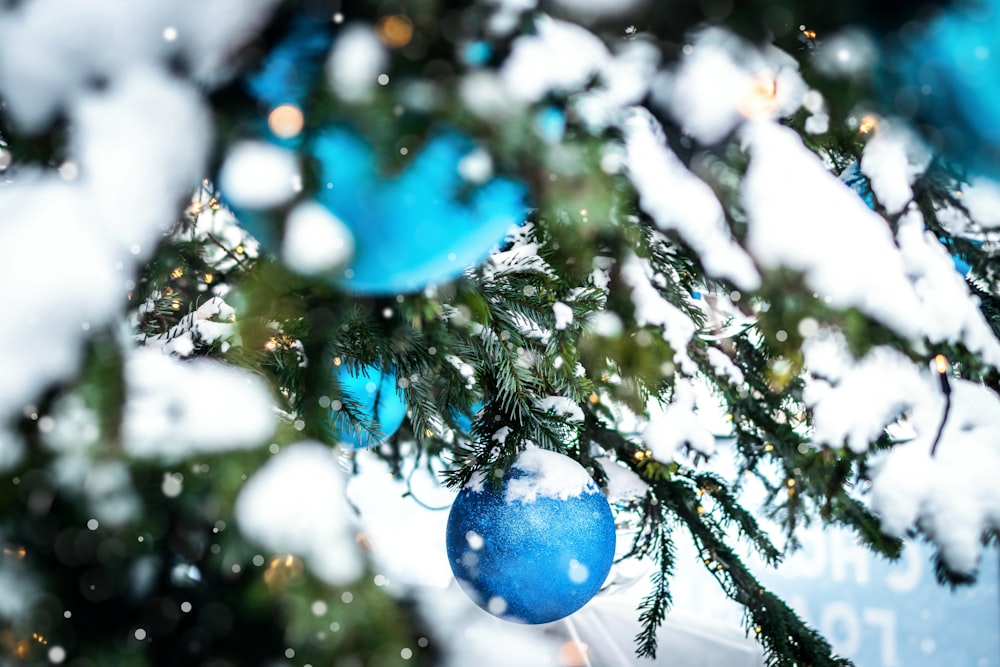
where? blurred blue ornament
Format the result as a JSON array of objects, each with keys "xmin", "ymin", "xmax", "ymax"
[
  {"xmin": 535, "ymin": 106, "xmax": 566, "ymax": 144},
  {"xmin": 451, "ymin": 401, "xmax": 483, "ymax": 434},
  {"xmin": 462, "ymin": 41, "xmax": 493, "ymax": 67},
  {"xmin": 244, "ymin": 15, "xmax": 334, "ymax": 111},
  {"xmin": 840, "ymin": 161, "xmax": 977, "ymax": 275},
  {"xmin": 880, "ymin": 0, "xmax": 1000, "ymax": 179},
  {"xmin": 445, "ymin": 449, "xmax": 616, "ymax": 624},
  {"xmin": 325, "ymin": 362, "xmax": 407, "ymax": 448},
  {"xmin": 311, "ymin": 128, "xmax": 527, "ymax": 294}
]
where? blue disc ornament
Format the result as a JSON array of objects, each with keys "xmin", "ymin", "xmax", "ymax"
[
  {"xmin": 879, "ymin": 0, "xmax": 1000, "ymax": 179},
  {"xmin": 324, "ymin": 361, "xmax": 407, "ymax": 449},
  {"xmin": 223, "ymin": 17, "xmax": 528, "ymax": 294},
  {"xmin": 446, "ymin": 447, "xmax": 616, "ymax": 624}
]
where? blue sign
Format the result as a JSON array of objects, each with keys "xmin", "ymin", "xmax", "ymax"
[{"xmin": 757, "ymin": 527, "xmax": 999, "ymax": 666}]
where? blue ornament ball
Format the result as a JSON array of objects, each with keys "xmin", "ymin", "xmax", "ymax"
[
  {"xmin": 445, "ymin": 447, "xmax": 616, "ymax": 624},
  {"xmin": 880, "ymin": 0, "xmax": 1000, "ymax": 179},
  {"xmin": 222, "ymin": 17, "xmax": 528, "ymax": 295},
  {"xmin": 310, "ymin": 128, "xmax": 527, "ymax": 294},
  {"xmin": 325, "ymin": 361, "xmax": 407, "ymax": 449}
]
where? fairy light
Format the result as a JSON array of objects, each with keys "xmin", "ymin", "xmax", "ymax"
[
  {"xmin": 739, "ymin": 74, "xmax": 780, "ymax": 119},
  {"xmin": 858, "ymin": 115, "xmax": 878, "ymax": 135},
  {"xmin": 188, "ymin": 201, "xmax": 204, "ymax": 215},
  {"xmin": 764, "ymin": 443, "xmax": 774, "ymax": 452},
  {"xmin": 933, "ymin": 354, "xmax": 948, "ymax": 375},
  {"xmin": 930, "ymin": 354, "xmax": 953, "ymax": 457},
  {"xmin": 209, "ymin": 197, "xmax": 221, "ymax": 211},
  {"xmin": 333, "ymin": 356, "xmax": 342, "ymax": 366},
  {"xmin": 268, "ymin": 104, "xmax": 305, "ymax": 139},
  {"xmin": 787, "ymin": 478, "xmax": 796, "ymax": 487},
  {"xmin": 264, "ymin": 338, "xmax": 279, "ymax": 352},
  {"xmin": 170, "ymin": 300, "xmax": 181, "ymax": 311},
  {"xmin": 588, "ymin": 393, "xmax": 599, "ymax": 404},
  {"xmin": 3, "ymin": 545, "xmax": 25, "ymax": 559},
  {"xmin": 204, "ymin": 273, "xmax": 214, "ymax": 284},
  {"xmin": 801, "ymin": 28, "xmax": 817, "ymax": 39},
  {"xmin": 170, "ymin": 267, "xmax": 184, "ymax": 279},
  {"xmin": 264, "ymin": 554, "xmax": 304, "ymax": 589},
  {"xmin": 376, "ymin": 15, "xmax": 413, "ymax": 48}
]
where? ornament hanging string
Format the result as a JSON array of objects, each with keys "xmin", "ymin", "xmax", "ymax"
[
  {"xmin": 402, "ymin": 443, "xmax": 453, "ymax": 511},
  {"xmin": 929, "ymin": 354, "xmax": 952, "ymax": 458}
]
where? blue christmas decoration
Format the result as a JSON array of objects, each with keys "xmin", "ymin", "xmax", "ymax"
[
  {"xmin": 244, "ymin": 15, "xmax": 333, "ymax": 112},
  {"xmin": 225, "ymin": 16, "xmax": 529, "ymax": 295},
  {"xmin": 446, "ymin": 447, "xmax": 616, "ymax": 624},
  {"xmin": 462, "ymin": 41, "xmax": 493, "ymax": 67},
  {"xmin": 451, "ymin": 401, "xmax": 483, "ymax": 434},
  {"xmin": 839, "ymin": 161, "xmax": 876, "ymax": 209},
  {"xmin": 535, "ymin": 106, "xmax": 566, "ymax": 144},
  {"xmin": 311, "ymin": 128, "xmax": 527, "ymax": 294},
  {"xmin": 325, "ymin": 361, "xmax": 407, "ymax": 448},
  {"xmin": 839, "ymin": 161, "xmax": 976, "ymax": 276},
  {"xmin": 880, "ymin": 0, "xmax": 1000, "ymax": 179}
]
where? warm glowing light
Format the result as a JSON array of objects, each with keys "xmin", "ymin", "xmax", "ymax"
[
  {"xmin": 558, "ymin": 641, "xmax": 590, "ymax": 667},
  {"xmin": 264, "ymin": 338, "xmax": 279, "ymax": 352},
  {"xmin": 802, "ymin": 28, "xmax": 817, "ymax": 39},
  {"xmin": 264, "ymin": 554, "xmax": 304, "ymax": 588},
  {"xmin": 3, "ymin": 545, "xmax": 25, "ymax": 559},
  {"xmin": 787, "ymin": 478, "xmax": 796, "ymax": 487},
  {"xmin": 764, "ymin": 443, "xmax": 774, "ymax": 452},
  {"xmin": 333, "ymin": 356, "xmax": 342, "ymax": 366},
  {"xmin": 170, "ymin": 300, "xmax": 181, "ymax": 311},
  {"xmin": 235, "ymin": 245, "xmax": 245, "ymax": 255},
  {"xmin": 204, "ymin": 273, "xmax": 214, "ymax": 284},
  {"xmin": 268, "ymin": 104, "xmax": 305, "ymax": 139},
  {"xmin": 696, "ymin": 504, "xmax": 705, "ymax": 515},
  {"xmin": 739, "ymin": 74, "xmax": 779, "ymax": 118},
  {"xmin": 934, "ymin": 354, "xmax": 949, "ymax": 374},
  {"xmin": 858, "ymin": 115, "xmax": 878, "ymax": 134},
  {"xmin": 189, "ymin": 201, "xmax": 204, "ymax": 215},
  {"xmin": 634, "ymin": 450, "xmax": 646, "ymax": 461},
  {"xmin": 588, "ymin": 393, "xmax": 599, "ymax": 404},
  {"xmin": 209, "ymin": 197, "xmax": 220, "ymax": 211},
  {"xmin": 376, "ymin": 15, "xmax": 413, "ymax": 48},
  {"xmin": 171, "ymin": 267, "xmax": 184, "ymax": 279}
]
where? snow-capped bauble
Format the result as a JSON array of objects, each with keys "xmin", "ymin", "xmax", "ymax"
[
  {"xmin": 220, "ymin": 16, "xmax": 528, "ymax": 294},
  {"xmin": 445, "ymin": 446, "xmax": 616, "ymax": 624},
  {"xmin": 879, "ymin": 0, "xmax": 1000, "ymax": 179},
  {"xmin": 324, "ymin": 361, "xmax": 407, "ymax": 449}
]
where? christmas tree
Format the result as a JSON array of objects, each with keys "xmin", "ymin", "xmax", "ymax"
[{"xmin": 0, "ymin": 0, "xmax": 998, "ymax": 665}]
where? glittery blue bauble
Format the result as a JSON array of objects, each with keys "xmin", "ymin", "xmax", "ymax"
[
  {"xmin": 310, "ymin": 128, "xmax": 527, "ymax": 294},
  {"xmin": 880, "ymin": 0, "xmax": 1000, "ymax": 179},
  {"xmin": 445, "ymin": 452, "xmax": 616, "ymax": 624},
  {"xmin": 325, "ymin": 363, "xmax": 407, "ymax": 448}
]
